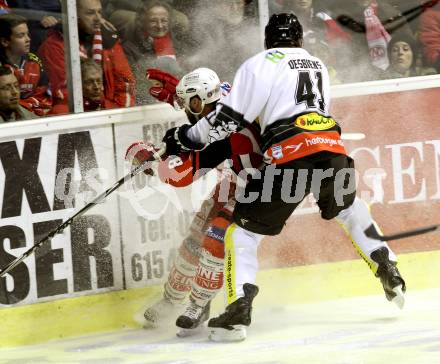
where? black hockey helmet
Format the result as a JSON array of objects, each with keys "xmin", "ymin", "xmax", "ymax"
[{"xmin": 264, "ymin": 13, "xmax": 303, "ymax": 49}]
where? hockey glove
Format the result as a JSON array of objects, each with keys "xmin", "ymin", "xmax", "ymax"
[
  {"xmin": 162, "ymin": 124, "xmax": 205, "ymax": 156},
  {"xmin": 125, "ymin": 141, "xmax": 162, "ymax": 175},
  {"xmin": 146, "ymin": 68, "xmax": 179, "ymax": 106}
]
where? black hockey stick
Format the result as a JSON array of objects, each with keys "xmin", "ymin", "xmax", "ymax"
[
  {"xmin": 0, "ymin": 146, "xmax": 165, "ymax": 278},
  {"xmin": 365, "ymin": 223, "xmax": 440, "ymax": 241}
]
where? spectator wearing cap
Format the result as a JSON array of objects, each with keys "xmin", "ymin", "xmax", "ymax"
[
  {"xmin": 0, "ymin": 13, "xmax": 52, "ymax": 116},
  {"xmin": 0, "ymin": 66, "xmax": 38, "ymax": 122},
  {"xmin": 38, "ymin": 0, "xmax": 135, "ymax": 111},
  {"xmin": 381, "ymin": 32, "xmax": 437, "ymax": 78}
]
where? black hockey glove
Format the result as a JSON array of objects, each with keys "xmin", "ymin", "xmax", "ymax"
[{"xmin": 162, "ymin": 124, "xmax": 205, "ymax": 156}]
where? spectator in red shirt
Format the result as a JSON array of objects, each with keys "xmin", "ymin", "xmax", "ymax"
[
  {"xmin": 38, "ymin": 0, "xmax": 135, "ymax": 111},
  {"xmin": 0, "ymin": 13, "xmax": 52, "ymax": 116},
  {"xmin": 419, "ymin": 0, "xmax": 440, "ymax": 71},
  {"xmin": 110, "ymin": 0, "xmax": 188, "ymax": 105},
  {"xmin": 81, "ymin": 59, "xmax": 118, "ymax": 111},
  {"xmin": 50, "ymin": 58, "xmax": 118, "ymax": 114}
]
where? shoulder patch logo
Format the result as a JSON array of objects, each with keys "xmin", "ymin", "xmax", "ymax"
[{"xmin": 266, "ymin": 50, "xmax": 285, "ymax": 64}]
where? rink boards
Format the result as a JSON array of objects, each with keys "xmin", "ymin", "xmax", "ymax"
[
  {"xmin": 0, "ymin": 77, "xmax": 440, "ymax": 347},
  {"xmin": 1, "ymin": 249, "xmax": 440, "ymax": 348}
]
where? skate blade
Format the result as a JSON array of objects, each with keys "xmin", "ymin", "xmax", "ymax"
[
  {"xmin": 208, "ymin": 325, "xmax": 247, "ymax": 342},
  {"xmin": 176, "ymin": 324, "xmax": 204, "ymax": 338},
  {"xmin": 391, "ymin": 286, "xmax": 405, "ymax": 309}
]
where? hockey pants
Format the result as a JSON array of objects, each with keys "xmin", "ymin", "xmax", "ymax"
[{"xmin": 224, "ymin": 197, "xmax": 397, "ymax": 301}]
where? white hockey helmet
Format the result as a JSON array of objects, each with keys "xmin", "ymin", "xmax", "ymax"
[{"xmin": 175, "ymin": 67, "xmax": 222, "ymax": 115}]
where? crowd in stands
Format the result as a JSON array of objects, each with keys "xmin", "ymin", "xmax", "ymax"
[{"xmin": 0, "ymin": 0, "xmax": 438, "ymax": 122}]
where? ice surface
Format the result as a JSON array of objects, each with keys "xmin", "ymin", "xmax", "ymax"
[{"xmin": 1, "ymin": 289, "xmax": 440, "ymax": 364}]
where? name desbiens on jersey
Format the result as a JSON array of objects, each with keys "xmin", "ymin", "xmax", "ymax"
[{"xmin": 288, "ymin": 59, "xmax": 322, "ymax": 70}]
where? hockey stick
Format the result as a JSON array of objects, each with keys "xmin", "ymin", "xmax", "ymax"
[
  {"xmin": 0, "ymin": 146, "xmax": 165, "ymax": 278},
  {"xmin": 365, "ymin": 223, "xmax": 440, "ymax": 241}
]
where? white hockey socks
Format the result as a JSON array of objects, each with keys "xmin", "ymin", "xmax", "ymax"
[
  {"xmin": 164, "ymin": 238, "xmax": 199, "ymax": 302},
  {"xmin": 336, "ymin": 197, "xmax": 397, "ymax": 272},
  {"xmin": 190, "ymin": 249, "xmax": 224, "ymax": 307},
  {"xmin": 224, "ymin": 223, "xmax": 264, "ymax": 304}
]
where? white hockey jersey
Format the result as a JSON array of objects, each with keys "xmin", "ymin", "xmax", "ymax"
[
  {"xmin": 218, "ymin": 47, "xmax": 332, "ymax": 131},
  {"xmin": 187, "ymin": 47, "xmax": 346, "ymax": 164}
]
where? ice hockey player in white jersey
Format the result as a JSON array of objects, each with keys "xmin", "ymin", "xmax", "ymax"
[
  {"xmin": 207, "ymin": 13, "xmax": 407, "ymax": 342},
  {"xmin": 160, "ymin": 13, "xmax": 406, "ymax": 342},
  {"xmin": 136, "ymin": 58, "xmax": 406, "ymax": 337}
]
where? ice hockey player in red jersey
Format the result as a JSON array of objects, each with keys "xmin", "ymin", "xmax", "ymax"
[
  {"xmin": 157, "ymin": 13, "xmax": 406, "ymax": 342},
  {"xmin": 126, "ymin": 67, "xmax": 263, "ymax": 336}
]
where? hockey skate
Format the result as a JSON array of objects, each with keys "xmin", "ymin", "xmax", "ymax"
[
  {"xmin": 175, "ymin": 300, "xmax": 211, "ymax": 337},
  {"xmin": 207, "ymin": 283, "xmax": 259, "ymax": 342},
  {"xmin": 143, "ymin": 296, "xmax": 183, "ymax": 328},
  {"xmin": 371, "ymin": 247, "xmax": 406, "ymax": 309}
]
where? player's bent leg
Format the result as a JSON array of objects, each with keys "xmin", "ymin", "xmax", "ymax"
[
  {"xmin": 335, "ymin": 197, "xmax": 406, "ymax": 308},
  {"xmin": 175, "ymin": 250, "xmax": 222, "ymax": 337},
  {"xmin": 176, "ymin": 211, "xmax": 232, "ymax": 336},
  {"xmin": 143, "ymin": 240, "xmax": 198, "ymax": 327},
  {"xmin": 144, "ymin": 191, "xmax": 222, "ymax": 327},
  {"xmin": 208, "ymin": 223, "xmax": 263, "ymax": 342}
]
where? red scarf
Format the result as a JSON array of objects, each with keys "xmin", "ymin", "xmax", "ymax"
[
  {"xmin": 79, "ymin": 30, "xmax": 103, "ymax": 64},
  {"xmin": 147, "ymin": 33, "xmax": 176, "ymax": 58},
  {"xmin": 365, "ymin": 0, "xmax": 391, "ymax": 70}
]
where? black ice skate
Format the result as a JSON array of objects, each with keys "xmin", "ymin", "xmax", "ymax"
[
  {"xmin": 175, "ymin": 300, "xmax": 211, "ymax": 337},
  {"xmin": 371, "ymin": 247, "xmax": 406, "ymax": 309},
  {"xmin": 207, "ymin": 283, "xmax": 259, "ymax": 342}
]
